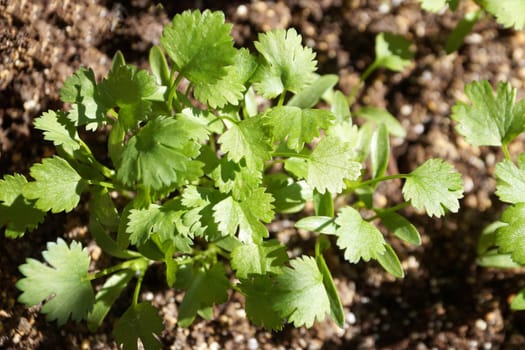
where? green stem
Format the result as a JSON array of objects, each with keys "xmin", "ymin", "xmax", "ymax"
[
  {"xmin": 367, "ymin": 202, "xmax": 410, "ymax": 221},
  {"xmin": 86, "ymin": 257, "xmax": 148, "ymax": 281},
  {"xmin": 167, "ymin": 73, "xmax": 184, "ymax": 112},
  {"xmin": 132, "ymin": 272, "xmax": 144, "ymax": 306},
  {"xmin": 79, "ymin": 140, "xmax": 115, "ymax": 179},
  {"xmin": 502, "ymin": 143, "xmax": 511, "ymax": 160},
  {"xmin": 89, "ymin": 179, "xmax": 117, "ymax": 190},
  {"xmin": 354, "ymin": 173, "xmax": 406, "ymax": 189},
  {"xmin": 277, "ymin": 92, "xmax": 286, "ymax": 107}
]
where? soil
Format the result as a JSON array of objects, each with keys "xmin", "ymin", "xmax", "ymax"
[{"xmin": 1, "ymin": 0, "xmax": 525, "ymax": 349}]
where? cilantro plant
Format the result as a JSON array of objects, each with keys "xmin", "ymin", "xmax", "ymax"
[
  {"xmin": 451, "ymin": 80, "xmax": 525, "ymax": 309},
  {"xmin": 1, "ymin": 10, "xmax": 464, "ymax": 349},
  {"xmin": 418, "ymin": 0, "xmax": 525, "ymax": 53}
]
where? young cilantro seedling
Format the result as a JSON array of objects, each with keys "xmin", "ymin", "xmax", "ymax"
[
  {"xmin": 0, "ymin": 9, "xmax": 464, "ymax": 349},
  {"xmin": 452, "ymin": 80, "xmax": 525, "ymax": 310}
]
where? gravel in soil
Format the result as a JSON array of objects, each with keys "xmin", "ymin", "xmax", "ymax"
[{"xmin": 2, "ymin": 0, "xmax": 525, "ymax": 349}]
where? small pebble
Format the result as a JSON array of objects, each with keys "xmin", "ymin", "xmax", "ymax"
[
  {"xmin": 346, "ymin": 312, "xmax": 357, "ymax": 325},
  {"xmin": 247, "ymin": 337, "xmax": 258, "ymax": 350},
  {"xmin": 475, "ymin": 319, "xmax": 487, "ymax": 331}
]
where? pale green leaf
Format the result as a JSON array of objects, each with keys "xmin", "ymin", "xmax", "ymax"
[
  {"xmin": 266, "ymin": 106, "xmax": 335, "ymax": 152},
  {"xmin": 376, "ymin": 243, "xmax": 404, "ymax": 278},
  {"xmin": 161, "ymin": 10, "xmax": 236, "ymax": 85},
  {"xmin": 418, "ymin": 0, "xmax": 448, "ymax": 11},
  {"xmin": 213, "ymin": 188, "xmax": 274, "ymax": 243},
  {"xmin": 273, "ymin": 256, "xmax": 331, "ymax": 328},
  {"xmin": 374, "ymin": 33, "xmax": 414, "ymax": 72},
  {"xmin": 334, "ymin": 207, "xmax": 386, "ymax": 263},
  {"xmin": 496, "ymin": 204, "xmax": 525, "ymax": 264},
  {"xmin": 370, "ymin": 123, "xmax": 389, "ymax": 179},
  {"xmin": 17, "ymin": 239, "xmax": 94, "ymax": 325},
  {"xmin": 209, "ymin": 157, "xmax": 262, "ymax": 201},
  {"xmin": 451, "ymin": 80, "xmax": 525, "ymax": 146},
  {"xmin": 287, "ymin": 74, "xmax": 338, "ymax": 108},
  {"xmin": 511, "ymin": 289, "xmax": 525, "ymax": 310},
  {"xmin": 218, "ymin": 116, "xmax": 273, "ymax": 171},
  {"xmin": 231, "ymin": 239, "xmax": 288, "ymax": 278},
  {"xmin": 306, "ymin": 136, "xmax": 362, "ymax": 194},
  {"xmin": 34, "ymin": 110, "xmax": 81, "ymax": 156},
  {"xmin": 402, "ymin": 159, "xmax": 463, "ymax": 217},
  {"xmin": 355, "ymin": 107, "xmax": 406, "ymax": 138},
  {"xmin": 480, "ymin": 0, "xmax": 525, "ymax": 29},
  {"xmin": 23, "ymin": 156, "xmax": 87, "ymax": 213},
  {"xmin": 295, "ymin": 216, "xmax": 337, "ymax": 234},
  {"xmin": 495, "ymin": 159, "xmax": 525, "ymax": 204},
  {"xmin": 253, "ymin": 28, "xmax": 317, "ymax": 98}
]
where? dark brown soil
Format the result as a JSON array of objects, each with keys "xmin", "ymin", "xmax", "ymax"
[{"xmin": 2, "ymin": 0, "xmax": 525, "ymax": 349}]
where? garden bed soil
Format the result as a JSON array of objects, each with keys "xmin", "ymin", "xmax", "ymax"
[{"xmin": 2, "ymin": 0, "xmax": 525, "ymax": 349}]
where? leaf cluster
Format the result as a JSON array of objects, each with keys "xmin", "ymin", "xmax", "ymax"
[{"xmin": 2, "ymin": 9, "xmax": 464, "ymax": 349}]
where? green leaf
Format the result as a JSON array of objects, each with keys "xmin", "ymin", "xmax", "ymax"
[
  {"xmin": 98, "ymin": 63, "xmax": 158, "ymax": 130},
  {"xmin": 218, "ymin": 116, "xmax": 273, "ymax": 171},
  {"xmin": 445, "ymin": 11, "xmax": 481, "ymax": 53},
  {"xmin": 126, "ymin": 199, "xmax": 188, "ymax": 247},
  {"xmin": 181, "ymin": 186, "xmax": 225, "ymax": 241},
  {"xmin": 209, "ymin": 157, "xmax": 262, "ymax": 201},
  {"xmin": 194, "ymin": 48, "xmax": 257, "ymax": 108},
  {"xmin": 511, "ymin": 289, "xmax": 525, "ymax": 310},
  {"xmin": 266, "ymin": 106, "xmax": 335, "ymax": 152},
  {"xmin": 334, "ymin": 207, "xmax": 386, "ymax": 263},
  {"xmin": 149, "ymin": 45, "xmax": 170, "ymax": 86},
  {"xmin": 295, "ymin": 216, "xmax": 337, "ymax": 234},
  {"xmin": 451, "ymin": 80, "xmax": 525, "ymax": 146},
  {"xmin": 287, "ymin": 74, "xmax": 339, "ymax": 108},
  {"xmin": 231, "ymin": 239, "xmax": 288, "ymax": 278},
  {"xmin": 306, "ymin": 136, "xmax": 362, "ymax": 194},
  {"xmin": 88, "ymin": 270, "xmax": 134, "ymax": 332},
  {"xmin": 60, "ymin": 67, "xmax": 108, "ymax": 131},
  {"xmin": 496, "ymin": 204, "xmax": 525, "ymax": 264},
  {"xmin": 495, "ymin": 158, "xmax": 525, "ymax": 204},
  {"xmin": 0, "ymin": 174, "xmax": 46, "ymax": 238},
  {"xmin": 331, "ymin": 91, "xmax": 351, "ymax": 123},
  {"xmin": 477, "ymin": 249, "xmax": 521, "ymax": 268},
  {"xmin": 177, "ymin": 264, "xmax": 230, "ymax": 327},
  {"xmin": 355, "ymin": 107, "xmax": 406, "ymax": 138},
  {"xmin": 161, "ymin": 10, "xmax": 236, "ymax": 86},
  {"xmin": 376, "ymin": 243, "xmax": 404, "ymax": 278},
  {"xmin": 273, "ymin": 256, "xmax": 331, "ymax": 328},
  {"xmin": 17, "ymin": 239, "xmax": 94, "ymax": 325},
  {"xmin": 370, "ymin": 123, "xmax": 389, "ymax": 179},
  {"xmin": 239, "ymin": 275, "xmax": 283, "ymax": 330},
  {"xmin": 117, "ymin": 117, "xmax": 203, "ymax": 190},
  {"xmin": 374, "ymin": 33, "xmax": 413, "ymax": 72},
  {"xmin": 253, "ymin": 28, "xmax": 317, "ymax": 98},
  {"xmin": 402, "ymin": 159, "xmax": 463, "ymax": 217},
  {"xmin": 418, "ymin": 0, "xmax": 448, "ymax": 11},
  {"xmin": 23, "ymin": 156, "xmax": 87, "ymax": 213},
  {"xmin": 113, "ymin": 302, "xmax": 163, "ymax": 350},
  {"xmin": 477, "ymin": 221, "xmax": 506, "ymax": 255},
  {"xmin": 479, "ymin": 0, "xmax": 525, "ymax": 29},
  {"xmin": 313, "ymin": 189, "xmax": 334, "ymax": 217},
  {"xmin": 380, "ymin": 211, "xmax": 421, "ymax": 245},
  {"xmin": 264, "ymin": 174, "xmax": 309, "ymax": 214},
  {"xmin": 34, "ymin": 110, "xmax": 81, "ymax": 157},
  {"xmin": 213, "ymin": 187, "xmax": 274, "ymax": 243}
]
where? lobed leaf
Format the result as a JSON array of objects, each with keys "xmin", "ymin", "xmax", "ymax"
[
  {"xmin": 479, "ymin": 0, "xmax": 525, "ymax": 29},
  {"xmin": 231, "ymin": 239, "xmax": 288, "ymax": 278},
  {"xmin": 334, "ymin": 207, "xmax": 386, "ymax": 263},
  {"xmin": 374, "ymin": 33, "xmax": 413, "ymax": 72},
  {"xmin": 17, "ymin": 239, "xmax": 94, "ymax": 325},
  {"xmin": 495, "ymin": 158, "xmax": 525, "ymax": 204},
  {"xmin": 116, "ymin": 117, "xmax": 203, "ymax": 191},
  {"xmin": 253, "ymin": 28, "xmax": 317, "ymax": 98},
  {"xmin": 0, "ymin": 174, "xmax": 46, "ymax": 238},
  {"xmin": 306, "ymin": 136, "xmax": 362, "ymax": 194},
  {"xmin": 34, "ymin": 110, "xmax": 81, "ymax": 156},
  {"xmin": 496, "ymin": 204, "xmax": 525, "ymax": 265},
  {"xmin": 451, "ymin": 80, "xmax": 525, "ymax": 146},
  {"xmin": 23, "ymin": 156, "xmax": 87, "ymax": 213},
  {"xmin": 113, "ymin": 302, "xmax": 163, "ymax": 350},
  {"xmin": 402, "ymin": 158, "xmax": 463, "ymax": 217}
]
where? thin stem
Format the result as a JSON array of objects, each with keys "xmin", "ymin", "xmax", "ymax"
[
  {"xmin": 347, "ymin": 61, "xmax": 378, "ymax": 105},
  {"xmin": 132, "ymin": 272, "xmax": 144, "ymax": 306},
  {"xmin": 354, "ymin": 174, "xmax": 406, "ymax": 189},
  {"xmin": 167, "ymin": 74, "xmax": 184, "ymax": 112},
  {"xmin": 79, "ymin": 140, "xmax": 115, "ymax": 179},
  {"xmin": 277, "ymin": 92, "xmax": 286, "ymax": 107},
  {"xmin": 86, "ymin": 258, "xmax": 146, "ymax": 281},
  {"xmin": 367, "ymin": 202, "xmax": 410, "ymax": 221},
  {"xmin": 502, "ymin": 143, "xmax": 511, "ymax": 160}
]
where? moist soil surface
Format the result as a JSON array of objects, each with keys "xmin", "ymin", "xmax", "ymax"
[{"xmin": 2, "ymin": 1, "xmax": 525, "ymax": 349}]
